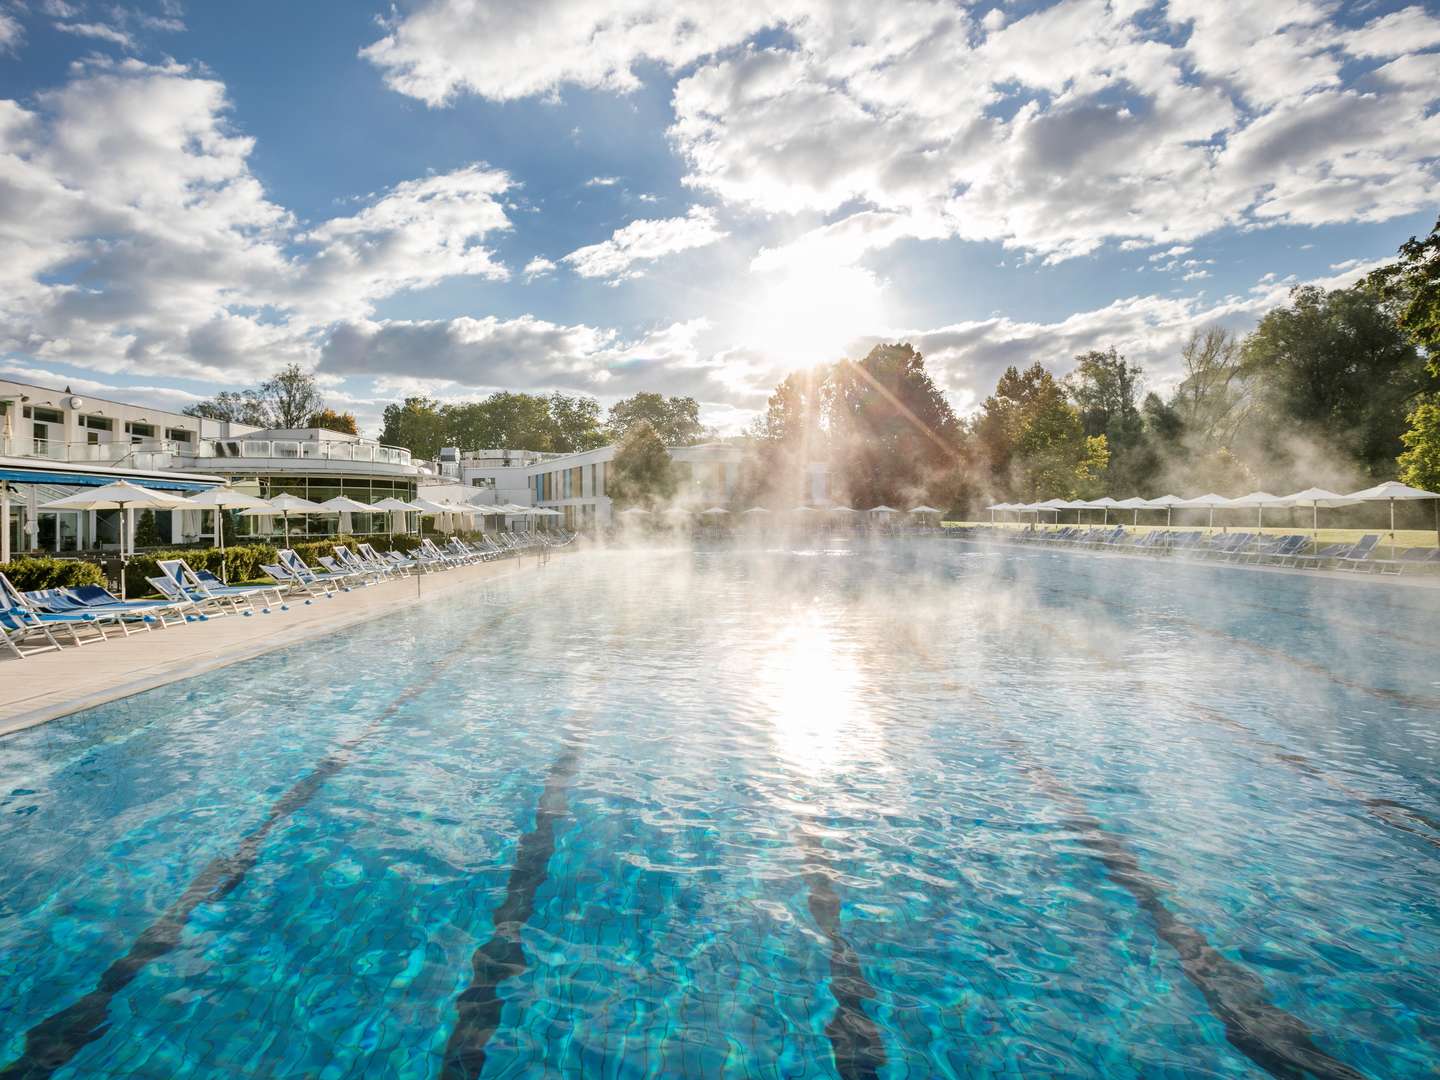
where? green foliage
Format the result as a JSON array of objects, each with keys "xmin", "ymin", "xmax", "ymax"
[
  {"xmin": 132, "ymin": 510, "xmax": 163, "ymax": 548},
  {"xmin": 379, "ymin": 396, "xmax": 447, "ymax": 459},
  {"xmin": 605, "ymin": 392, "xmax": 706, "ymax": 446},
  {"xmin": 743, "ymin": 346, "xmax": 964, "ymax": 509},
  {"xmin": 1368, "ymin": 215, "xmax": 1440, "ymax": 367},
  {"xmin": 1240, "ymin": 284, "xmax": 1429, "ymax": 478},
  {"xmin": 976, "ymin": 362, "xmax": 1103, "ymax": 499},
  {"xmin": 607, "ymin": 421, "xmax": 677, "ymax": 509},
  {"xmin": 1398, "ymin": 395, "xmax": 1440, "ymax": 491},
  {"xmin": 829, "ymin": 344, "xmax": 964, "ymax": 508},
  {"xmin": 0, "ymin": 556, "xmax": 105, "ymax": 592},
  {"xmin": 379, "ymin": 392, "xmax": 607, "ymax": 458}
]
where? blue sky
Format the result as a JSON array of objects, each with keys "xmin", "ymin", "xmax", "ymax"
[{"xmin": 1, "ymin": 0, "xmax": 1437, "ymax": 435}]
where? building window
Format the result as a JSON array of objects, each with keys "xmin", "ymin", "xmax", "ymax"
[
  {"xmin": 24, "ymin": 406, "xmax": 64, "ymax": 423},
  {"xmin": 80, "ymin": 414, "xmax": 114, "ymax": 431},
  {"xmin": 125, "ymin": 421, "xmax": 157, "ymax": 439},
  {"xmin": 165, "ymin": 427, "xmax": 194, "ymax": 443}
]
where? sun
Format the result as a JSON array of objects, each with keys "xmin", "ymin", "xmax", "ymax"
[{"xmin": 741, "ymin": 261, "xmax": 890, "ymax": 366}]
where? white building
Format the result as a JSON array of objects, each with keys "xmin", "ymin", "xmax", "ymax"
[
  {"xmin": 425, "ymin": 441, "xmax": 760, "ymax": 529},
  {"xmin": 1, "ymin": 377, "xmax": 432, "ymax": 558}
]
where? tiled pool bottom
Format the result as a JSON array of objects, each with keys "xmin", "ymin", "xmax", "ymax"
[{"xmin": 1, "ymin": 544, "xmax": 1437, "ymax": 1078}]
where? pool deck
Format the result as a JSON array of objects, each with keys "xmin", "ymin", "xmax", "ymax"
[{"xmin": 0, "ymin": 551, "xmax": 564, "ymax": 738}]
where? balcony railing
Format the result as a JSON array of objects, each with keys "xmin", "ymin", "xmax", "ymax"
[{"xmin": 2, "ymin": 436, "xmax": 414, "ymax": 471}]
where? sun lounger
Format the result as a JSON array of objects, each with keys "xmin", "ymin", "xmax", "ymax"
[
  {"xmin": 23, "ymin": 586, "xmax": 170, "ymax": 634},
  {"xmin": 0, "ymin": 606, "xmax": 64, "ymax": 659},
  {"xmin": 356, "ymin": 542, "xmax": 417, "ymax": 574},
  {"xmin": 335, "ymin": 545, "xmax": 396, "ymax": 579},
  {"xmin": 0, "ymin": 572, "xmax": 120, "ymax": 647},
  {"xmin": 1335, "ymin": 535, "xmax": 1381, "ymax": 573},
  {"xmin": 277, "ymin": 549, "xmax": 362, "ymax": 590},
  {"xmin": 158, "ymin": 559, "xmax": 283, "ymax": 611}
]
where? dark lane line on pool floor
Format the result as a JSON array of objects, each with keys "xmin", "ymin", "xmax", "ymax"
[
  {"xmin": 1011, "ymin": 614, "xmax": 1440, "ymax": 848},
  {"xmin": 1048, "ymin": 585, "xmax": 1440, "ymax": 713},
  {"xmin": 1002, "ymin": 738, "xmax": 1373, "ymax": 1080},
  {"xmin": 795, "ymin": 826, "xmax": 888, "ymax": 1080},
  {"xmin": 440, "ymin": 741, "xmax": 582, "ymax": 1080},
  {"xmin": 899, "ymin": 638, "xmax": 1376, "ymax": 1079},
  {"xmin": 0, "ymin": 629, "xmax": 499, "ymax": 1080}
]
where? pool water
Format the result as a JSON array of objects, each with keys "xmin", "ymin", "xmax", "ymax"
[{"xmin": 1, "ymin": 543, "xmax": 1437, "ymax": 1078}]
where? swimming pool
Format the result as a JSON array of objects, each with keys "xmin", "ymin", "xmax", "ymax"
[{"xmin": 1, "ymin": 543, "xmax": 1437, "ymax": 1078}]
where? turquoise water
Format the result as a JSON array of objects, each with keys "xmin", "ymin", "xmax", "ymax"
[{"xmin": 1, "ymin": 543, "xmax": 1437, "ymax": 1079}]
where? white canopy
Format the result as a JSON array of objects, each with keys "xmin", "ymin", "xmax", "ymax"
[
  {"xmin": 183, "ymin": 488, "xmax": 273, "ymax": 565},
  {"xmin": 663, "ymin": 506, "xmax": 693, "ymax": 517},
  {"xmin": 829, "ymin": 505, "xmax": 858, "ymax": 514},
  {"xmin": 1176, "ymin": 492, "xmax": 1233, "ymax": 508},
  {"xmin": 1346, "ymin": 480, "xmax": 1440, "ymax": 501},
  {"xmin": 618, "ymin": 507, "xmax": 650, "ymax": 516},
  {"xmin": 1087, "ymin": 496, "xmax": 1121, "ymax": 507},
  {"xmin": 1112, "ymin": 497, "xmax": 1150, "ymax": 509},
  {"xmin": 410, "ymin": 498, "xmax": 455, "ymax": 515},
  {"xmin": 42, "ymin": 480, "xmax": 190, "ymax": 512},
  {"xmin": 793, "ymin": 505, "xmax": 816, "ymax": 512},
  {"xmin": 869, "ymin": 505, "xmax": 899, "ymax": 514},
  {"xmin": 1145, "ymin": 494, "xmax": 1185, "ymax": 507},
  {"xmin": 316, "ymin": 495, "xmax": 372, "ymax": 513},
  {"xmin": 372, "ymin": 497, "xmax": 422, "ymax": 512},
  {"xmin": 909, "ymin": 505, "xmax": 941, "ymax": 514},
  {"xmin": 741, "ymin": 506, "xmax": 770, "ymax": 515},
  {"xmin": 1282, "ymin": 487, "xmax": 1360, "ymax": 509},
  {"xmin": 1227, "ymin": 491, "xmax": 1285, "ymax": 507},
  {"xmin": 40, "ymin": 480, "xmax": 192, "ymax": 586},
  {"xmin": 700, "ymin": 507, "xmax": 730, "ymax": 516}
]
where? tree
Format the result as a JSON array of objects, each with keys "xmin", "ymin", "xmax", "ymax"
[
  {"xmin": 737, "ymin": 369, "xmax": 829, "ymax": 508},
  {"xmin": 547, "ymin": 393, "xmax": 606, "ymax": 452},
  {"xmin": 827, "ymin": 343, "xmax": 964, "ymax": 508},
  {"xmin": 183, "ymin": 364, "xmax": 327, "ymax": 430},
  {"xmin": 607, "ymin": 421, "xmax": 676, "ymax": 509},
  {"xmin": 606, "ymin": 393, "xmax": 706, "ymax": 445},
  {"xmin": 261, "ymin": 364, "xmax": 326, "ymax": 428},
  {"xmin": 184, "ymin": 389, "xmax": 273, "ymax": 427},
  {"xmin": 133, "ymin": 510, "xmax": 162, "ymax": 548},
  {"xmin": 1240, "ymin": 284, "xmax": 1429, "ymax": 478},
  {"xmin": 974, "ymin": 362, "xmax": 1108, "ymax": 500},
  {"xmin": 1368, "ymin": 215, "xmax": 1440, "ymax": 366},
  {"xmin": 310, "ymin": 408, "xmax": 358, "ymax": 435},
  {"xmin": 1172, "ymin": 328, "xmax": 1249, "ymax": 447},
  {"xmin": 1067, "ymin": 347, "xmax": 1143, "ymax": 447},
  {"xmin": 1397, "ymin": 395, "xmax": 1440, "ymax": 491},
  {"xmin": 379, "ymin": 397, "xmax": 446, "ymax": 459}
]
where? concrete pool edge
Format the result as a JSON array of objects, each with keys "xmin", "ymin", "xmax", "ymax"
[{"xmin": 0, "ymin": 551, "xmax": 572, "ymax": 738}]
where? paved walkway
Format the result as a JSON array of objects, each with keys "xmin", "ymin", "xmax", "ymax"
[{"xmin": 1, "ymin": 553, "xmax": 560, "ymax": 738}]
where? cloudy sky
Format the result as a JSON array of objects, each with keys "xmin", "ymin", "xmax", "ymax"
[{"xmin": 1, "ymin": 0, "xmax": 1437, "ymax": 435}]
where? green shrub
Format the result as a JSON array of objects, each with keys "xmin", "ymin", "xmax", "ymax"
[{"xmin": 0, "ymin": 556, "xmax": 106, "ymax": 592}]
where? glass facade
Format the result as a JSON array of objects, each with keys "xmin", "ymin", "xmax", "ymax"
[{"xmin": 234, "ymin": 474, "xmax": 418, "ymax": 538}]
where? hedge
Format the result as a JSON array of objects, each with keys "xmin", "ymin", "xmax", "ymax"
[{"xmin": 0, "ymin": 556, "xmax": 107, "ymax": 592}]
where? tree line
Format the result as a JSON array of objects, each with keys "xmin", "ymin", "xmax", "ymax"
[{"xmin": 743, "ymin": 216, "xmax": 1440, "ymax": 513}]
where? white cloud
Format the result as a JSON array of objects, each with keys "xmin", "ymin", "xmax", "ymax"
[
  {"xmin": 585, "ymin": 175, "xmax": 620, "ymax": 187},
  {"xmin": 362, "ymin": 0, "xmax": 1440, "ymax": 265},
  {"xmin": 560, "ymin": 205, "xmax": 726, "ymax": 281},
  {"xmin": 523, "ymin": 256, "xmax": 557, "ymax": 281},
  {"xmin": 0, "ymin": 13, "xmax": 23, "ymax": 51},
  {"xmin": 54, "ymin": 21, "xmax": 135, "ymax": 48},
  {"xmin": 0, "ymin": 61, "xmax": 527, "ymax": 384},
  {"xmin": 298, "ymin": 165, "xmax": 514, "ymax": 318},
  {"xmin": 360, "ymin": 0, "xmax": 786, "ymax": 106}
]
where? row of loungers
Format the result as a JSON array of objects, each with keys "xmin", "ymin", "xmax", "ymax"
[
  {"xmin": 976, "ymin": 525, "xmax": 1440, "ymax": 574},
  {"xmin": 1, "ymin": 530, "xmax": 575, "ymax": 660}
]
